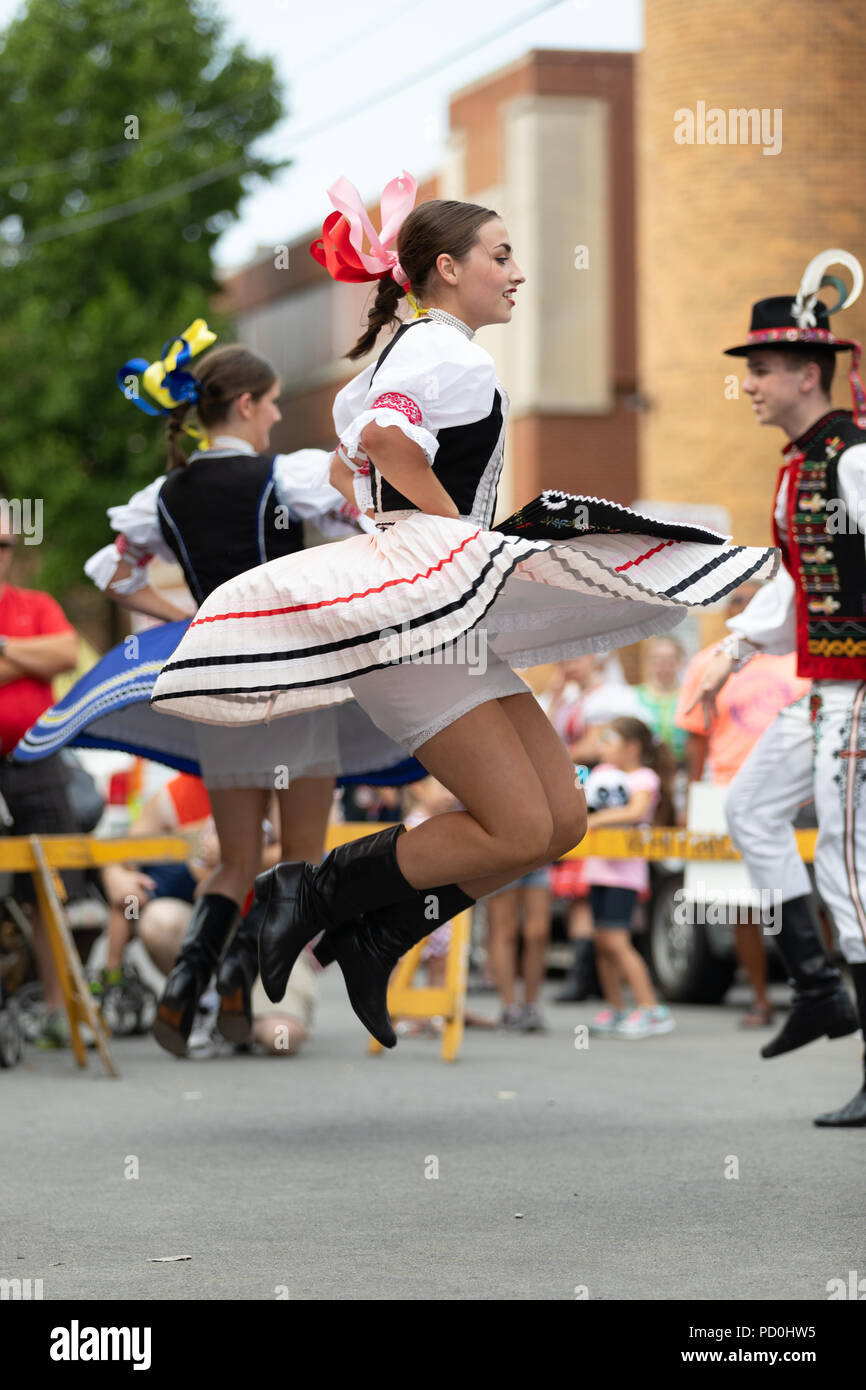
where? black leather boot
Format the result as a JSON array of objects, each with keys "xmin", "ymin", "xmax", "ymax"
[
  {"xmin": 555, "ymin": 938, "xmax": 598, "ymax": 1003},
  {"xmin": 216, "ymin": 899, "xmax": 265, "ymax": 1045},
  {"xmin": 152, "ymin": 894, "xmax": 240, "ymax": 1057},
  {"xmin": 814, "ymin": 962, "xmax": 866, "ymax": 1127},
  {"xmin": 257, "ymin": 825, "xmax": 418, "ymax": 1003},
  {"xmin": 761, "ymin": 895, "xmax": 858, "ymax": 1058},
  {"xmin": 313, "ymin": 883, "xmax": 475, "ymax": 1047}
]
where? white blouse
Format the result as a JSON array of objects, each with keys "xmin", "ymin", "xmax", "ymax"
[
  {"xmin": 728, "ymin": 441, "xmax": 866, "ymax": 654},
  {"xmin": 333, "ymin": 316, "xmax": 501, "ymax": 512},
  {"xmin": 85, "ymin": 438, "xmax": 363, "ymax": 595}
]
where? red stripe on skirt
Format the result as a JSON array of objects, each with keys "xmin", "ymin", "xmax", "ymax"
[
  {"xmin": 189, "ymin": 529, "xmax": 484, "ymax": 627},
  {"xmin": 615, "ymin": 539, "xmax": 676, "ymax": 572}
]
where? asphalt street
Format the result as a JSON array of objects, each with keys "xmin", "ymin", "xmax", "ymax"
[{"xmin": 3, "ymin": 976, "xmax": 864, "ymax": 1301}]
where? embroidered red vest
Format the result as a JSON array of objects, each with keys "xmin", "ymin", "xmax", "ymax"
[{"xmin": 772, "ymin": 409, "xmax": 866, "ymax": 680}]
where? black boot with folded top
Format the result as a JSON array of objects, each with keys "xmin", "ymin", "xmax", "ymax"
[
  {"xmin": 814, "ymin": 962, "xmax": 866, "ymax": 1128},
  {"xmin": 152, "ymin": 893, "xmax": 240, "ymax": 1057},
  {"xmin": 216, "ymin": 899, "xmax": 265, "ymax": 1045},
  {"xmin": 255, "ymin": 824, "xmax": 474, "ymax": 1048},
  {"xmin": 761, "ymin": 895, "xmax": 858, "ymax": 1059}
]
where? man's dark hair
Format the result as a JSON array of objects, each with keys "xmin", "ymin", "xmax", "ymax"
[{"xmin": 780, "ymin": 344, "xmax": 836, "ymax": 396}]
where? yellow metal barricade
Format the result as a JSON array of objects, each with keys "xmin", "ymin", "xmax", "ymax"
[{"xmin": 0, "ymin": 825, "xmax": 818, "ymax": 1071}]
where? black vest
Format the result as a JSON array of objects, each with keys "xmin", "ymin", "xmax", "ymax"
[
  {"xmin": 368, "ymin": 318, "xmax": 503, "ymax": 517},
  {"xmin": 775, "ymin": 410, "xmax": 866, "ymax": 679},
  {"xmin": 157, "ymin": 453, "xmax": 304, "ymax": 604}
]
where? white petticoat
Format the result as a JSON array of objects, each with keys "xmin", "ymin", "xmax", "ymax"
[
  {"xmin": 151, "ymin": 511, "xmax": 778, "ymax": 743},
  {"xmin": 349, "ymin": 651, "xmax": 529, "ymax": 753},
  {"xmin": 194, "ymin": 710, "xmax": 340, "ymax": 789}
]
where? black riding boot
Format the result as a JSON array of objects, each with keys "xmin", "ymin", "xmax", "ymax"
[
  {"xmin": 257, "ymin": 825, "xmax": 418, "ymax": 1003},
  {"xmin": 153, "ymin": 894, "xmax": 240, "ymax": 1057},
  {"xmin": 313, "ymin": 883, "xmax": 475, "ymax": 1048},
  {"xmin": 216, "ymin": 899, "xmax": 265, "ymax": 1045},
  {"xmin": 761, "ymin": 895, "xmax": 858, "ymax": 1058},
  {"xmin": 555, "ymin": 938, "xmax": 598, "ymax": 1003},
  {"xmin": 814, "ymin": 962, "xmax": 866, "ymax": 1127}
]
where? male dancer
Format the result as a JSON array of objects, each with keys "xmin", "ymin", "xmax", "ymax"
[{"xmin": 690, "ymin": 250, "xmax": 866, "ymax": 1126}]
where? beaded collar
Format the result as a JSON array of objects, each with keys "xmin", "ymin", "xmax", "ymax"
[{"xmin": 426, "ymin": 306, "xmax": 475, "ymax": 340}]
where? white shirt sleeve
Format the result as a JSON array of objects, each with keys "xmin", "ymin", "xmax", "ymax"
[
  {"xmin": 84, "ymin": 477, "xmax": 175, "ymax": 594},
  {"xmin": 273, "ymin": 448, "xmax": 368, "ymax": 539},
  {"xmin": 729, "ymin": 441, "xmax": 866, "ymax": 653},
  {"xmin": 727, "ymin": 564, "xmax": 797, "ymax": 654},
  {"xmin": 332, "ymin": 321, "xmax": 497, "ymax": 466},
  {"xmin": 837, "ymin": 443, "xmax": 866, "ymax": 549}
]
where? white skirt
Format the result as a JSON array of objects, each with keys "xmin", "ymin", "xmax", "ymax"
[{"xmin": 151, "ymin": 500, "xmax": 778, "ymax": 747}]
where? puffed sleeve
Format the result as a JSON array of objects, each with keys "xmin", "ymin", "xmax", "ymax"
[
  {"xmin": 273, "ymin": 448, "xmax": 370, "ymax": 538},
  {"xmin": 84, "ymin": 477, "xmax": 174, "ymax": 594},
  {"xmin": 727, "ymin": 566, "xmax": 797, "ymax": 655},
  {"xmin": 273, "ymin": 448, "xmax": 344, "ymax": 519},
  {"xmin": 333, "ymin": 321, "xmax": 497, "ymax": 466}
]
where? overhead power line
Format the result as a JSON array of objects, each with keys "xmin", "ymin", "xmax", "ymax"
[
  {"xmin": 282, "ymin": 0, "xmax": 567, "ymax": 148},
  {"xmin": 0, "ymin": 93, "xmax": 269, "ymax": 186},
  {"xmin": 13, "ymin": 157, "xmax": 257, "ymax": 251},
  {"xmin": 1, "ymin": 0, "xmax": 568, "ymax": 255}
]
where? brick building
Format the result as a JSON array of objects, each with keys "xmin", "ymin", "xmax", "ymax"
[{"xmin": 638, "ymin": 0, "xmax": 866, "ymax": 555}]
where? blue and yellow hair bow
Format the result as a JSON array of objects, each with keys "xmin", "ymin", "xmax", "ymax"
[{"xmin": 117, "ymin": 319, "xmax": 217, "ymax": 439}]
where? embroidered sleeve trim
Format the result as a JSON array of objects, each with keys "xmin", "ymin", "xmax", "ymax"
[
  {"xmin": 370, "ymin": 392, "xmax": 422, "ymax": 425},
  {"xmin": 115, "ymin": 534, "xmax": 153, "ymax": 567}
]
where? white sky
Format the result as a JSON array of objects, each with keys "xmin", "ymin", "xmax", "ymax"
[{"xmin": 0, "ymin": 0, "xmax": 641, "ymax": 270}]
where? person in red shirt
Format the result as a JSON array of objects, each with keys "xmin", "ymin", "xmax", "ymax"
[{"xmin": 0, "ymin": 519, "xmax": 79, "ymax": 1043}]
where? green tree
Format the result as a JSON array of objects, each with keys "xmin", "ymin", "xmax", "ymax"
[{"xmin": 0, "ymin": 0, "xmax": 285, "ymax": 622}]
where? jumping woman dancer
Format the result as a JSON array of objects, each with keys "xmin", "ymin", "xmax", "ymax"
[{"xmin": 152, "ymin": 177, "xmax": 777, "ymax": 1049}]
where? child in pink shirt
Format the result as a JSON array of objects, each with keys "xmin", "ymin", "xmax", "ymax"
[{"xmin": 584, "ymin": 716, "xmax": 676, "ymax": 1040}]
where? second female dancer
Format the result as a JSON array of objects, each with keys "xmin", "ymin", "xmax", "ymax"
[
  {"xmin": 152, "ymin": 174, "xmax": 778, "ymax": 1049},
  {"xmin": 16, "ymin": 321, "xmax": 418, "ymax": 1055}
]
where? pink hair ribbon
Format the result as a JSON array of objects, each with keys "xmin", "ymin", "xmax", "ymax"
[{"xmin": 310, "ymin": 172, "xmax": 417, "ymax": 287}]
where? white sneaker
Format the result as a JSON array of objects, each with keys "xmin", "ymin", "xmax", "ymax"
[
  {"xmin": 187, "ymin": 990, "xmax": 232, "ymax": 1058},
  {"xmin": 589, "ymin": 1007, "xmax": 627, "ymax": 1036},
  {"xmin": 613, "ymin": 1006, "xmax": 676, "ymax": 1040}
]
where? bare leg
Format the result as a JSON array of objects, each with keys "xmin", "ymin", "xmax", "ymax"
[
  {"xmin": 521, "ymin": 886, "xmax": 552, "ymax": 1005},
  {"xmin": 734, "ymin": 921, "xmax": 771, "ymax": 1011},
  {"xmin": 139, "ymin": 900, "xmax": 192, "ymax": 976},
  {"xmin": 276, "ymin": 777, "xmax": 334, "ymax": 864},
  {"xmin": 601, "ymin": 927, "xmax": 657, "ymax": 1009},
  {"xmin": 595, "ymin": 933, "xmax": 627, "ymax": 1010},
  {"xmin": 569, "ymin": 898, "xmax": 593, "ymax": 940},
  {"xmin": 27, "ymin": 907, "xmax": 63, "ymax": 1010},
  {"xmin": 403, "ymin": 693, "xmax": 586, "ymax": 897},
  {"xmin": 201, "ymin": 787, "xmax": 270, "ymax": 907},
  {"xmin": 105, "ymin": 905, "xmax": 132, "ymax": 972},
  {"xmin": 251, "ymin": 1015, "xmax": 308, "ymax": 1054},
  {"xmin": 426, "ymin": 955, "xmax": 446, "ymax": 988},
  {"xmin": 486, "ymin": 888, "xmax": 521, "ymax": 1008}
]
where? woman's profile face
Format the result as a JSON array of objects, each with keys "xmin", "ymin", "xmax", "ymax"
[
  {"xmin": 239, "ymin": 379, "xmax": 282, "ymax": 452},
  {"xmin": 439, "ymin": 217, "xmax": 525, "ymax": 330}
]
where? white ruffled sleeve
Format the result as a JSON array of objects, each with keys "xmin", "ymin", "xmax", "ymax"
[
  {"xmin": 84, "ymin": 477, "xmax": 174, "ymax": 594},
  {"xmin": 273, "ymin": 448, "xmax": 368, "ymax": 538},
  {"xmin": 333, "ymin": 322, "xmax": 497, "ymax": 467},
  {"xmin": 727, "ymin": 565, "xmax": 797, "ymax": 655}
]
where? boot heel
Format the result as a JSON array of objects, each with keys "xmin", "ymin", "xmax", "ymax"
[
  {"xmin": 152, "ymin": 1002, "xmax": 194, "ymax": 1057},
  {"xmin": 217, "ymin": 987, "xmax": 252, "ymax": 1045}
]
